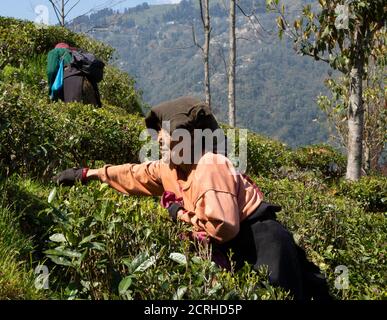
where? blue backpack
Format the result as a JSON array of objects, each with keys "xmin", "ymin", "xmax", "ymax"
[{"xmin": 50, "ymin": 58, "xmax": 64, "ymax": 99}]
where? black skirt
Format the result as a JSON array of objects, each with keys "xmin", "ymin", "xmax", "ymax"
[{"xmin": 212, "ymin": 202, "xmax": 332, "ymax": 301}]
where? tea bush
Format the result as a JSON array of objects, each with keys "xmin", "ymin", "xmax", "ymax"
[
  {"xmin": 1, "ymin": 176, "xmax": 288, "ymax": 300},
  {"xmin": 253, "ymin": 176, "xmax": 386, "ymax": 300},
  {"xmin": 220, "ymin": 124, "xmax": 292, "ymax": 177},
  {"xmin": 0, "ymin": 176, "xmax": 55, "ymax": 248},
  {"xmin": 0, "ymin": 17, "xmax": 142, "ymax": 114},
  {"xmin": 0, "ymin": 17, "xmax": 113, "ymax": 68},
  {"xmin": 99, "ymin": 65, "xmax": 142, "ymax": 114},
  {"xmin": 3, "ymin": 171, "xmax": 385, "ymax": 300},
  {"xmin": 246, "ymin": 132, "xmax": 292, "ymax": 177},
  {"xmin": 0, "ymin": 18, "xmax": 144, "ymax": 178},
  {"xmin": 0, "ymin": 81, "xmax": 145, "ymax": 178},
  {"xmin": 0, "ymin": 54, "xmax": 47, "ymax": 92},
  {"xmin": 336, "ymin": 176, "xmax": 387, "ymax": 212},
  {"xmin": 223, "ymin": 128, "xmax": 346, "ymax": 180},
  {"xmin": 290, "ymin": 145, "xmax": 346, "ymax": 179}
]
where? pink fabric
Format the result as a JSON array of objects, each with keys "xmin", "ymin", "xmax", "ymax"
[
  {"xmin": 55, "ymin": 42, "xmax": 70, "ymax": 49},
  {"xmin": 160, "ymin": 191, "xmax": 183, "ymax": 209},
  {"xmin": 178, "ymin": 231, "xmax": 209, "ymax": 243},
  {"xmin": 194, "ymin": 231, "xmax": 209, "ymax": 242}
]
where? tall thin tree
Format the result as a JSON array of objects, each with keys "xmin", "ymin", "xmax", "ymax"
[
  {"xmin": 228, "ymin": 0, "xmax": 236, "ymax": 127},
  {"xmin": 202, "ymin": 0, "xmax": 211, "ymax": 108},
  {"xmin": 49, "ymin": 0, "xmax": 80, "ymax": 27},
  {"xmin": 192, "ymin": 0, "xmax": 212, "ymax": 108},
  {"xmin": 268, "ymin": 0, "xmax": 385, "ymax": 180}
]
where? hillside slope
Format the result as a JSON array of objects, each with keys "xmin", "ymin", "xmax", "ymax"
[{"xmin": 0, "ymin": 17, "xmax": 386, "ymax": 300}]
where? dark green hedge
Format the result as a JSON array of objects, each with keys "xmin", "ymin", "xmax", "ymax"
[{"xmin": 0, "ymin": 81, "xmax": 144, "ymax": 179}]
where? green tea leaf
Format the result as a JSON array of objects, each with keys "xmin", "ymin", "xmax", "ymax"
[
  {"xmin": 99, "ymin": 183, "xmax": 109, "ymax": 191},
  {"xmin": 118, "ymin": 276, "xmax": 132, "ymax": 295},
  {"xmin": 128, "ymin": 252, "xmax": 148, "ymax": 273},
  {"xmin": 47, "ymin": 255, "xmax": 73, "ymax": 267},
  {"xmin": 44, "ymin": 248, "xmax": 82, "ymax": 258},
  {"xmin": 48, "ymin": 187, "xmax": 57, "ymax": 204},
  {"xmin": 79, "ymin": 234, "xmax": 99, "ymax": 245},
  {"xmin": 89, "ymin": 242, "xmax": 106, "ymax": 251},
  {"xmin": 49, "ymin": 233, "xmax": 67, "ymax": 243},
  {"xmin": 122, "ymin": 258, "xmax": 132, "ymax": 269},
  {"xmin": 169, "ymin": 253, "xmax": 187, "ymax": 265},
  {"xmin": 134, "ymin": 256, "xmax": 156, "ymax": 273},
  {"xmin": 173, "ymin": 286, "xmax": 187, "ymax": 300}
]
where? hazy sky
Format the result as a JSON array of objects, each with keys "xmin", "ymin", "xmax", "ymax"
[{"xmin": 0, "ymin": 0, "xmax": 181, "ymax": 24}]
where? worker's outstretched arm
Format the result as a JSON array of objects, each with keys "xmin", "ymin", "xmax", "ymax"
[{"xmin": 54, "ymin": 161, "xmax": 164, "ymax": 196}]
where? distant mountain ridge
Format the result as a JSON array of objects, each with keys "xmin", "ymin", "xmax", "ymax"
[{"xmin": 69, "ymin": 0, "xmax": 332, "ymax": 148}]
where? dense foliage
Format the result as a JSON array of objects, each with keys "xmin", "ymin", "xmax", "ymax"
[
  {"xmin": 0, "ymin": 80, "xmax": 144, "ymax": 178},
  {"xmin": 0, "ymin": 16, "xmax": 142, "ymax": 113},
  {"xmin": 0, "ymin": 17, "xmax": 385, "ymax": 301}
]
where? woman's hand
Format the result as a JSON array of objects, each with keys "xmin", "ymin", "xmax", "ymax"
[
  {"xmin": 176, "ymin": 209, "xmax": 191, "ymax": 223},
  {"xmin": 53, "ymin": 167, "xmax": 89, "ymax": 186},
  {"xmin": 178, "ymin": 230, "xmax": 210, "ymax": 244}
]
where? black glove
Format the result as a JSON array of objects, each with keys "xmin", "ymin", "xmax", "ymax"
[
  {"xmin": 168, "ymin": 203, "xmax": 183, "ymax": 222},
  {"xmin": 53, "ymin": 168, "xmax": 88, "ymax": 186}
]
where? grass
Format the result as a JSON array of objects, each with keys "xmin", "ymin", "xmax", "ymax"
[{"xmin": 0, "ymin": 205, "xmax": 46, "ymax": 299}]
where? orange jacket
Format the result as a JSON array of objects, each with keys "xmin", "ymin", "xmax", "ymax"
[{"xmin": 98, "ymin": 152, "xmax": 264, "ymax": 243}]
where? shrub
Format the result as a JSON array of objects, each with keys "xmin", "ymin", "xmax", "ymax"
[
  {"xmin": 0, "ymin": 176, "xmax": 54, "ymax": 244},
  {"xmin": 99, "ymin": 65, "xmax": 142, "ymax": 114},
  {"xmin": 0, "ymin": 17, "xmax": 143, "ymax": 114},
  {"xmin": 220, "ymin": 124, "xmax": 291, "ymax": 177},
  {"xmin": 9, "ymin": 178, "xmax": 286, "ymax": 300},
  {"xmin": 0, "ymin": 82, "xmax": 145, "ymax": 179},
  {"xmin": 290, "ymin": 144, "xmax": 346, "ymax": 178},
  {"xmin": 252, "ymin": 176, "xmax": 386, "ymax": 300},
  {"xmin": 337, "ymin": 176, "xmax": 387, "ymax": 212},
  {"xmin": 0, "ymin": 17, "xmax": 113, "ymax": 68},
  {"xmin": 246, "ymin": 132, "xmax": 291, "ymax": 177}
]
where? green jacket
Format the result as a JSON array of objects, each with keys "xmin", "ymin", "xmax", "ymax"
[{"xmin": 46, "ymin": 48, "xmax": 73, "ymax": 95}]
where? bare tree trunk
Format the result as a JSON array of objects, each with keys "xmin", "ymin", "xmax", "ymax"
[
  {"xmin": 49, "ymin": 0, "xmax": 80, "ymax": 27},
  {"xmin": 203, "ymin": 0, "xmax": 211, "ymax": 108},
  {"xmin": 363, "ymin": 143, "xmax": 370, "ymax": 173},
  {"xmin": 363, "ymin": 78, "xmax": 370, "ymax": 174},
  {"xmin": 61, "ymin": 0, "xmax": 65, "ymax": 26},
  {"xmin": 346, "ymin": 32, "xmax": 364, "ymax": 181},
  {"xmin": 228, "ymin": 0, "xmax": 236, "ymax": 127}
]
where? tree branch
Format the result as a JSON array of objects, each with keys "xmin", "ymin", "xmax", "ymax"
[
  {"xmin": 235, "ymin": 2, "xmax": 271, "ymax": 39},
  {"xmin": 66, "ymin": 0, "xmax": 128, "ymax": 26},
  {"xmin": 301, "ymin": 50, "xmax": 330, "ymax": 64},
  {"xmin": 198, "ymin": 0, "xmax": 205, "ymax": 28},
  {"xmin": 64, "ymin": 0, "xmax": 81, "ymax": 20},
  {"xmin": 49, "ymin": 0, "xmax": 62, "ymax": 26},
  {"xmin": 236, "ymin": 36, "xmax": 253, "ymax": 42},
  {"xmin": 191, "ymin": 23, "xmax": 203, "ymax": 52},
  {"xmin": 161, "ymin": 44, "xmax": 196, "ymax": 51}
]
